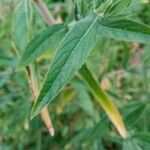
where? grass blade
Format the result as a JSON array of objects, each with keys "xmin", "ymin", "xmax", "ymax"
[{"xmin": 79, "ymin": 64, "xmax": 127, "ymax": 138}]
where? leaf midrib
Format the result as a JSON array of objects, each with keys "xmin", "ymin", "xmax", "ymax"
[{"xmin": 41, "ymin": 16, "xmax": 98, "ymax": 103}]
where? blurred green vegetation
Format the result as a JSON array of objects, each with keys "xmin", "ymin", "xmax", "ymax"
[{"xmin": 0, "ymin": 0, "xmax": 150, "ymax": 149}]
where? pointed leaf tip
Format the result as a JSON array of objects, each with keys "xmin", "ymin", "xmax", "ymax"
[
  {"xmin": 31, "ymin": 13, "xmax": 99, "ymax": 116},
  {"xmin": 79, "ymin": 64, "xmax": 127, "ymax": 138},
  {"xmin": 30, "ymin": 104, "xmax": 39, "ymax": 120}
]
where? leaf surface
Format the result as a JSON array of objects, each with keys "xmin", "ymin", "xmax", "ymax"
[
  {"xmin": 12, "ymin": 0, "xmax": 31, "ymax": 51},
  {"xmin": 19, "ymin": 24, "xmax": 67, "ymax": 67},
  {"xmin": 133, "ymin": 132, "xmax": 150, "ymax": 145},
  {"xmin": 123, "ymin": 102, "xmax": 146, "ymax": 127},
  {"xmin": 97, "ymin": 18, "xmax": 150, "ymax": 43},
  {"xmin": 31, "ymin": 13, "xmax": 99, "ymax": 118}
]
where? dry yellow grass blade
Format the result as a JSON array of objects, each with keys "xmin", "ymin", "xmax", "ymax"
[{"xmin": 79, "ymin": 64, "xmax": 127, "ymax": 138}]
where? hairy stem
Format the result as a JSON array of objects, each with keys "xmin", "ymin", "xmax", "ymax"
[
  {"xmin": 32, "ymin": 0, "xmax": 55, "ymax": 25},
  {"xmin": 27, "ymin": 64, "xmax": 54, "ymax": 136},
  {"xmin": 29, "ymin": 0, "xmax": 58, "ymax": 136}
]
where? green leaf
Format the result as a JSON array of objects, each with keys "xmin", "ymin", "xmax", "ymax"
[
  {"xmin": 122, "ymin": 102, "xmax": 146, "ymax": 127},
  {"xmin": 96, "ymin": 0, "xmax": 113, "ymax": 13},
  {"xmin": 31, "ymin": 13, "xmax": 99, "ymax": 119},
  {"xmin": 12, "ymin": 0, "xmax": 32, "ymax": 51},
  {"xmin": 133, "ymin": 132, "xmax": 150, "ymax": 145},
  {"xmin": 104, "ymin": 0, "xmax": 132, "ymax": 15},
  {"xmin": 97, "ymin": 17, "xmax": 150, "ymax": 43},
  {"xmin": 144, "ymin": 45, "xmax": 150, "ymax": 64},
  {"xmin": 19, "ymin": 24, "xmax": 67, "ymax": 67},
  {"xmin": 79, "ymin": 64, "xmax": 127, "ymax": 138},
  {"xmin": 123, "ymin": 140, "xmax": 142, "ymax": 150},
  {"xmin": 0, "ymin": 56, "xmax": 17, "ymax": 67}
]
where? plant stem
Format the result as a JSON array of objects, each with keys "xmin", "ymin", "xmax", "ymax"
[
  {"xmin": 32, "ymin": 0, "xmax": 55, "ymax": 25},
  {"xmin": 29, "ymin": 0, "xmax": 59, "ymax": 136},
  {"xmin": 27, "ymin": 65, "xmax": 54, "ymax": 136}
]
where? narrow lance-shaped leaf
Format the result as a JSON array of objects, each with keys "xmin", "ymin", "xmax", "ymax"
[
  {"xmin": 12, "ymin": 0, "xmax": 32, "ymax": 51},
  {"xmin": 123, "ymin": 102, "xmax": 146, "ymax": 127},
  {"xmin": 19, "ymin": 24, "xmax": 67, "ymax": 67},
  {"xmin": 79, "ymin": 64, "xmax": 127, "ymax": 138},
  {"xmin": 31, "ymin": 13, "xmax": 100, "ymax": 119},
  {"xmin": 97, "ymin": 17, "xmax": 150, "ymax": 43}
]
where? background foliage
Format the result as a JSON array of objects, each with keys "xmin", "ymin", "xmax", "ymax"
[{"xmin": 0, "ymin": 0, "xmax": 150, "ymax": 149}]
